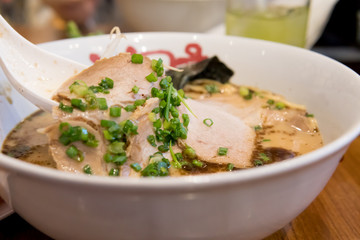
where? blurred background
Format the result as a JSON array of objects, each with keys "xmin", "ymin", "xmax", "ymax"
[
  {"xmin": 0, "ymin": 0, "xmax": 358, "ymax": 43},
  {"xmin": 0, "ymin": 0, "xmax": 359, "ymax": 238},
  {"xmin": 0, "ymin": 0, "xmax": 359, "ymax": 69}
]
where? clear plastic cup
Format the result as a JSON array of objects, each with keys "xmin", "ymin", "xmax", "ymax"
[{"xmin": 226, "ymin": 0, "xmax": 310, "ymax": 47}]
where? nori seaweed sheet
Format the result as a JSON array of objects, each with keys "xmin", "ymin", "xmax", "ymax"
[{"xmin": 166, "ymin": 56, "xmax": 234, "ymax": 89}]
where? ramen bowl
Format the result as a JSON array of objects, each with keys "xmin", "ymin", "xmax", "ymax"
[{"xmin": 0, "ymin": 33, "xmax": 359, "ymax": 240}]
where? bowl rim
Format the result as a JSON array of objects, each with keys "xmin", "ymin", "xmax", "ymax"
[{"xmin": 1, "ymin": 32, "xmax": 360, "ymax": 190}]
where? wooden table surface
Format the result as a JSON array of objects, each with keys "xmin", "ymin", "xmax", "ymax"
[{"xmin": 0, "ymin": 22, "xmax": 359, "ymax": 240}]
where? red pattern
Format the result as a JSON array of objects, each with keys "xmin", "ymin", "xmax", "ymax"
[
  {"xmin": 90, "ymin": 53, "xmax": 100, "ymax": 62},
  {"xmin": 89, "ymin": 43, "xmax": 207, "ymax": 67}
]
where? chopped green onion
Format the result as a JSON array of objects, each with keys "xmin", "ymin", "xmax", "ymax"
[
  {"xmin": 69, "ymin": 80, "xmax": 89, "ymax": 97},
  {"xmin": 227, "ymin": 163, "xmax": 234, "ymax": 171},
  {"xmin": 169, "ymin": 142, "xmax": 181, "ymax": 169},
  {"xmin": 149, "ymin": 152, "xmax": 164, "ymax": 163},
  {"xmin": 103, "ymin": 130, "xmax": 115, "ymax": 141},
  {"xmin": 108, "ymin": 124, "xmax": 120, "ymax": 134},
  {"xmin": 132, "ymin": 85, "xmax": 139, "ymax": 94},
  {"xmin": 148, "ymin": 112, "xmax": 157, "ymax": 122},
  {"xmin": 130, "ymin": 163, "xmax": 142, "ymax": 172},
  {"xmin": 177, "ymin": 89, "xmax": 185, "ymax": 98},
  {"xmin": 124, "ymin": 104, "xmax": 136, "ymax": 112},
  {"xmin": 305, "ymin": 113, "xmax": 314, "ymax": 117},
  {"xmin": 205, "ymin": 84, "xmax": 219, "ymax": 94},
  {"xmin": 59, "ymin": 122, "xmax": 71, "ymax": 133},
  {"xmin": 152, "ymin": 107, "xmax": 160, "ymax": 114},
  {"xmin": 182, "ymin": 114, "xmax": 190, "ymax": 127},
  {"xmin": 218, "ymin": 147, "xmax": 228, "ymax": 156},
  {"xmin": 159, "ymin": 100, "xmax": 167, "ymax": 109},
  {"xmin": 59, "ymin": 102, "xmax": 73, "ymax": 113},
  {"xmin": 152, "ymin": 58, "xmax": 164, "ymax": 76},
  {"xmin": 153, "ymin": 119, "xmax": 162, "ymax": 129},
  {"xmin": 239, "ymin": 86, "xmax": 252, "ymax": 100},
  {"xmin": 108, "ymin": 141, "xmax": 125, "ymax": 154},
  {"xmin": 164, "ymin": 83, "xmax": 173, "ymax": 121},
  {"xmin": 178, "ymin": 125, "xmax": 188, "ymax": 139},
  {"xmin": 59, "ymin": 135, "xmax": 71, "ymax": 146},
  {"xmin": 254, "ymin": 159, "xmax": 263, "ymax": 166},
  {"xmin": 109, "ymin": 106, "xmax": 121, "ymax": 117},
  {"xmin": 267, "ymin": 99, "xmax": 275, "ymax": 105},
  {"xmin": 109, "ymin": 168, "xmax": 120, "ymax": 176},
  {"xmin": 131, "ymin": 54, "xmax": 143, "ymax": 64},
  {"xmin": 239, "ymin": 87, "xmax": 249, "ymax": 97},
  {"xmin": 162, "ymin": 119, "xmax": 171, "ymax": 130},
  {"xmin": 151, "ymin": 87, "xmax": 159, "ymax": 97},
  {"xmin": 259, "ymin": 153, "xmax": 270, "ymax": 162},
  {"xmin": 101, "ymin": 119, "xmax": 117, "ymax": 128},
  {"xmin": 78, "ymin": 127, "xmax": 86, "ymax": 140},
  {"xmin": 58, "ymin": 123, "xmax": 98, "ymax": 147},
  {"xmin": 147, "ymin": 135, "xmax": 157, "ymax": 147},
  {"xmin": 71, "ymin": 98, "xmax": 87, "ymax": 112},
  {"xmin": 203, "ymin": 118, "xmax": 213, "ymax": 127},
  {"xmin": 183, "ymin": 146, "xmax": 196, "ymax": 159},
  {"xmin": 89, "ymin": 85, "xmax": 103, "ymax": 93},
  {"xmin": 170, "ymin": 106, "xmax": 179, "ymax": 118},
  {"xmin": 146, "ymin": 72, "xmax": 158, "ymax": 82},
  {"xmin": 113, "ymin": 155, "xmax": 127, "ymax": 165},
  {"xmin": 83, "ymin": 164, "xmax": 92, "ymax": 175},
  {"xmin": 134, "ymin": 99, "xmax": 146, "ymax": 107},
  {"xmin": 81, "ymin": 128, "xmax": 89, "ymax": 142},
  {"xmin": 84, "ymin": 133, "xmax": 99, "ymax": 147},
  {"xmin": 66, "ymin": 145, "xmax": 83, "ymax": 162},
  {"xmin": 84, "ymin": 94, "xmax": 98, "ymax": 109},
  {"xmin": 141, "ymin": 164, "xmax": 160, "ymax": 177},
  {"xmin": 59, "ymin": 126, "xmax": 73, "ymax": 144},
  {"xmin": 156, "ymin": 89, "xmax": 165, "ymax": 99},
  {"xmin": 175, "ymin": 153, "xmax": 183, "ymax": 161},
  {"xmin": 262, "ymin": 139, "xmax": 271, "ymax": 142},
  {"xmin": 254, "ymin": 125, "xmax": 262, "ymax": 131},
  {"xmin": 160, "ymin": 77, "xmax": 170, "ymax": 89},
  {"xmin": 103, "ymin": 153, "xmax": 113, "ymax": 163},
  {"xmin": 192, "ymin": 159, "xmax": 204, "ymax": 168},
  {"xmin": 275, "ymin": 102, "xmax": 286, "ymax": 110},
  {"xmin": 141, "ymin": 155, "xmax": 170, "ymax": 177},
  {"xmin": 97, "ymin": 98, "xmax": 108, "ymax": 110},
  {"xmin": 122, "ymin": 120, "xmax": 138, "ymax": 135},
  {"xmin": 158, "ymin": 144, "xmax": 169, "ymax": 153},
  {"xmin": 99, "ymin": 77, "xmax": 114, "ymax": 89}
]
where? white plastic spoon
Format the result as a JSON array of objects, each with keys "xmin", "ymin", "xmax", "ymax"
[{"xmin": 0, "ymin": 15, "xmax": 87, "ymax": 112}]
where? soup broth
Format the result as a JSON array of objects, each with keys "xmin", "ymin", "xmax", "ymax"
[
  {"xmin": 1, "ymin": 53, "xmax": 323, "ymax": 177},
  {"xmin": 2, "ymin": 80, "xmax": 323, "ymax": 176}
]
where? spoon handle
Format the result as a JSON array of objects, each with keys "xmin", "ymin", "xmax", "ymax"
[{"xmin": 0, "ymin": 15, "xmax": 86, "ymax": 112}]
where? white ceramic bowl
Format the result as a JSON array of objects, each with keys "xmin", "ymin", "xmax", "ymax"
[
  {"xmin": 0, "ymin": 33, "xmax": 360, "ymax": 240},
  {"xmin": 115, "ymin": 0, "xmax": 225, "ymax": 32}
]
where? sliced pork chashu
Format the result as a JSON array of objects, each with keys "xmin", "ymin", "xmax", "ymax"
[
  {"xmin": 46, "ymin": 53, "xmax": 162, "ymax": 176},
  {"xmin": 51, "ymin": 53, "xmax": 160, "ymax": 129},
  {"xmin": 198, "ymin": 93, "xmax": 322, "ymax": 155},
  {"xmin": 42, "ymin": 119, "xmax": 112, "ymax": 175},
  {"xmin": 178, "ymin": 99, "xmax": 256, "ymax": 168},
  {"xmin": 260, "ymin": 108, "xmax": 322, "ymax": 154},
  {"xmin": 54, "ymin": 53, "xmax": 159, "ymax": 107},
  {"xmin": 124, "ymin": 98, "xmax": 182, "ymax": 177},
  {"xmin": 122, "ymin": 98, "xmax": 159, "ymax": 177}
]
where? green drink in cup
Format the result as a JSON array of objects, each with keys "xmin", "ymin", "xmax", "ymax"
[{"xmin": 226, "ymin": 0, "xmax": 310, "ymax": 47}]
